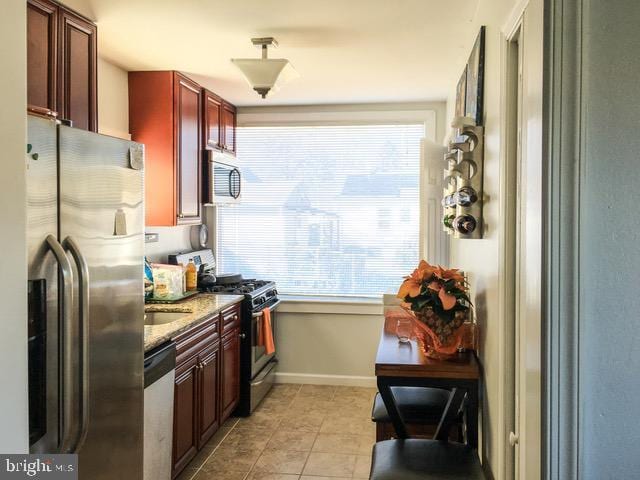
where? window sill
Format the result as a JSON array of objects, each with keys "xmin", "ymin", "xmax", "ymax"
[{"xmin": 278, "ymin": 295, "xmax": 383, "ymax": 316}]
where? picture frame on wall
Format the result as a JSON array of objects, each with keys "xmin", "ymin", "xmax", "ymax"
[
  {"xmin": 455, "ymin": 66, "xmax": 467, "ymax": 118},
  {"xmin": 465, "ymin": 26, "xmax": 486, "ymax": 125}
]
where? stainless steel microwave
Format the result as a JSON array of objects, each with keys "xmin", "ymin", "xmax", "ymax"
[{"xmin": 204, "ymin": 150, "xmax": 241, "ymax": 205}]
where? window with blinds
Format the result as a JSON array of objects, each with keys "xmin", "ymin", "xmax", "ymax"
[{"xmin": 216, "ymin": 124, "xmax": 423, "ymax": 297}]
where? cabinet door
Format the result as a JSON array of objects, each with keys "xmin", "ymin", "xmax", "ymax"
[
  {"xmin": 175, "ymin": 73, "xmax": 201, "ymax": 224},
  {"xmin": 221, "ymin": 102, "xmax": 236, "ymax": 154},
  {"xmin": 202, "ymin": 90, "xmax": 222, "ymax": 150},
  {"xmin": 172, "ymin": 356, "xmax": 199, "ymax": 478},
  {"xmin": 27, "ymin": 0, "xmax": 58, "ymax": 117},
  {"xmin": 197, "ymin": 343, "xmax": 220, "ymax": 448},
  {"xmin": 58, "ymin": 8, "xmax": 97, "ymax": 131},
  {"xmin": 220, "ymin": 329, "xmax": 240, "ymax": 422}
]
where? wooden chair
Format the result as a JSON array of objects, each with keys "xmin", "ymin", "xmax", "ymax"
[{"xmin": 371, "ymin": 387, "xmax": 462, "ymax": 442}]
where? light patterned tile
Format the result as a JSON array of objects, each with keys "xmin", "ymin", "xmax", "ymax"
[
  {"xmin": 298, "ymin": 384, "xmax": 337, "ymax": 399},
  {"xmin": 247, "ymin": 472, "xmax": 300, "ymax": 480},
  {"xmin": 237, "ymin": 410, "xmax": 283, "ymax": 430},
  {"xmin": 222, "ymin": 426, "xmax": 274, "ymax": 450},
  {"xmin": 300, "ymin": 477, "xmax": 351, "ymax": 480},
  {"xmin": 193, "ymin": 468, "xmax": 247, "ymax": 480},
  {"xmin": 312, "ymin": 433, "xmax": 373, "ymax": 456},
  {"xmin": 279, "ymin": 412, "xmax": 326, "ymax": 432},
  {"xmin": 201, "ymin": 445, "xmax": 261, "ymax": 473},
  {"xmin": 319, "ymin": 414, "xmax": 376, "ymax": 436},
  {"xmin": 353, "ymin": 455, "xmax": 372, "ymax": 478},
  {"xmin": 252, "ymin": 449, "xmax": 310, "ymax": 475},
  {"xmin": 302, "ymin": 452, "xmax": 357, "ymax": 478},
  {"xmin": 265, "ymin": 430, "xmax": 318, "ymax": 452}
]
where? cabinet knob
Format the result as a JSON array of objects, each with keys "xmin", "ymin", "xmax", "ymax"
[
  {"xmin": 239, "ymin": 333, "xmax": 246, "ymax": 340},
  {"xmin": 509, "ymin": 432, "xmax": 519, "ymax": 446},
  {"xmin": 178, "ymin": 214, "xmax": 184, "ymax": 218}
]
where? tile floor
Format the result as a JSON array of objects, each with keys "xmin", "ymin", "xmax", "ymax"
[{"xmin": 177, "ymin": 384, "xmax": 377, "ymax": 480}]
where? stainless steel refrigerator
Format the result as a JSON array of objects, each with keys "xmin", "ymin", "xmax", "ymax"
[{"xmin": 27, "ymin": 114, "xmax": 144, "ymax": 479}]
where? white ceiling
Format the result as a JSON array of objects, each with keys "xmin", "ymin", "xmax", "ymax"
[{"xmin": 66, "ymin": 0, "xmax": 480, "ymax": 106}]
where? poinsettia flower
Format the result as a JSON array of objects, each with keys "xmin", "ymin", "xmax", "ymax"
[
  {"xmin": 397, "ymin": 261, "xmax": 436, "ymax": 298},
  {"xmin": 435, "ymin": 266, "xmax": 465, "ymax": 286},
  {"xmin": 427, "ymin": 280, "xmax": 442, "ymax": 291},
  {"xmin": 438, "ymin": 288, "xmax": 458, "ymax": 310},
  {"xmin": 416, "ymin": 260, "xmax": 437, "ymax": 278}
]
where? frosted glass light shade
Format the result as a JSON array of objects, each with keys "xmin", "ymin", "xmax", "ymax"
[{"xmin": 231, "ymin": 58, "xmax": 298, "ymax": 98}]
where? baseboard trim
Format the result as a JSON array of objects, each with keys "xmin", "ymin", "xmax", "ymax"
[{"xmin": 275, "ymin": 372, "xmax": 377, "ymax": 387}]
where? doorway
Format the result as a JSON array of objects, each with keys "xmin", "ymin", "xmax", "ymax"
[{"xmin": 499, "ymin": 18, "xmax": 524, "ymax": 480}]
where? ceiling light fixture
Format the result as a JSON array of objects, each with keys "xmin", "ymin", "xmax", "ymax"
[{"xmin": 231, "ymin": 37, "xmax": 298, "ymax": 99}]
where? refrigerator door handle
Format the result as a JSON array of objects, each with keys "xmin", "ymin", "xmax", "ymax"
[
  {"xmin": 44, "ymin": 234, "xmax": 76, "ymax": 453},
  {"xmin": 63, "ymin": 236, "xmax": 90, "ymax": 452}
]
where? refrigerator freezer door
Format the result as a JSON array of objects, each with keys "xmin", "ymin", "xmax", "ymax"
[
  {"xmin": 58, "ymin": 125, "xmax": 144, "ymax": 479},
  {"xmin": 27, "ymin": 116, "xmax": 62, "ymax": 454}
]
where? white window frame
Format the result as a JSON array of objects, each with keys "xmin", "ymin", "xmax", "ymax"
[{"xmin": 208, "ymin": 105, "xmax": 445, "ymax": 309}]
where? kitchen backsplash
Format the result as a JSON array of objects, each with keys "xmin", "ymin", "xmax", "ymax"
[{"xmin": 144, "ymin": 225, "xmax": 193, "ymax": 263}]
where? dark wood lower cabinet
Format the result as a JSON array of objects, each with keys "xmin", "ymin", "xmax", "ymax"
[
  {"xmin": 172, "ymin": 356, "xmax": 199, "ymax": 477},
  {"xmin": 171, "ymin": 303, "xmax": 242, "ymax": 479},
  {"xmin": 221, "ymin": 328, "xmax": 241, "ymax": 421},
  {"xmin": 197, "ymin": 343, "xmax": 220, "ymax": 449}
]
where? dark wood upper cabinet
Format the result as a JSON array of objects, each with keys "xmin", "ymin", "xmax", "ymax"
[
  {"xmin": 58, "ymin": 7, "xmax": 97, "ymax": 131},
  {"xmin": 172, "ymin": 356, "xmax": 199, "ymax": 478},
  {"xmin": 129, "ymin": 71, "xmax": 201, "ymax": 226},
  {"xmin": 221, "ymin": 102, "xmax": 237, "ymax": 154},
  {"xmin": 175, "ymin": 75, "xmax": 201, "ymax": 222},
  {"xmin": 220, "ymin": 328, "xmax": 240, "ymax": 422},
  {"xmin": 27, "ymin": 0, "xmax": 58, "ymax": 117},
  {"xmin": 202, "ymin": 89, "xmax": 222, "ymax": 150},
  {"xmin": 27, "ymin": 0, "xmax": 97, "ymax": 131}
]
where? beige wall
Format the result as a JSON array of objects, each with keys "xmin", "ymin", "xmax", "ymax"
[
  {"xmin": 275, "ymin": 308, "xmax": 384, "ymax": 386},
  {"xmin": 0, "ymin": 0, "xmax": 29, "ymax": 452},
  {"xmin": 98, "ymin": 57, "xmax": 130, "ymax": 139},
  {"xmin": 445, "ymin": 0, "xmax": 543, "ymax": 478}
]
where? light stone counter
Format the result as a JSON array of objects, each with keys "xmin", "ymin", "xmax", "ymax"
[{"xmin": 144, "ymin": 294, "xmax": 243, "ymax": 352}]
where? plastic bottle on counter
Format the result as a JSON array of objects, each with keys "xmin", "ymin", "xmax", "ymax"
[{"xmin": 186, "ymin": 259, "xmax": 198, "ymax": 291}]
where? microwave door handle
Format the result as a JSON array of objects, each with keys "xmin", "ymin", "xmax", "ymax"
[
  {"xmin": 230, "ymin": 168, "xmax": 241, "ymax": 199},
  {"xmin": 63, "ymin": 236, "xmax": 90, "ymax": 452},
  {"xmin": 44, "ymin": 235, "xmax": 75, "ymax": 453}
]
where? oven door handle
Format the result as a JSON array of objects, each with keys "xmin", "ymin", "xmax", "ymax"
[
  {"xmin": 251, "ymin": 360, "xmax": 278, "ymax": 386},
  {"xmin": 252, "ymin": 299, "xmax": 281, "ymax": 317}
]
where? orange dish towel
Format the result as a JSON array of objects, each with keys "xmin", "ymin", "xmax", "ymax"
[{"xmin": 261, "ymin": 307, "xmax": 275, "ymax": 355}]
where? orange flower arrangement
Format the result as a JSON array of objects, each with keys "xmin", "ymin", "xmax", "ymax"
[{"xmin": 397, "ymin": 260, "xmax": 470, "ymax": 323}]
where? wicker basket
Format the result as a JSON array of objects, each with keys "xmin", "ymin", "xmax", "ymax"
[{"xmin": 413, "ymin": 308, "xmax": 468, "ymax": 359}]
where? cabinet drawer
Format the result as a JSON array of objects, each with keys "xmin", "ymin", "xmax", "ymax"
[
  {"xmin": 175, "ymin": 316, "xmax": 219, "ymax": 366},
  {"xmin": 220, "ymin": 304, "xmax": 241, "ymax": 335}
]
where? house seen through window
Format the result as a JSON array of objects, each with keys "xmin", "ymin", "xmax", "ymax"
[{"xmin": 217, "ymin": 124, "xmax": 423, "ymax": 297}]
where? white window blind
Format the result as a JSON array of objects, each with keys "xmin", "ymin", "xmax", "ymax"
[{"xmin": 217, "ymin": 124, "xmax": 423, "ymax": 297}]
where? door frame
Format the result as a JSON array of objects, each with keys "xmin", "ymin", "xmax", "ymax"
[{"xmin": 497, "ymin": 12, "xmax": 524, "ymax": 480}]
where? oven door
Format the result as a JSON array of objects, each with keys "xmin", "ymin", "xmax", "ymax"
[{"xmin": 251, "ymin": 299, "xmax": 280, "ymax": 378}]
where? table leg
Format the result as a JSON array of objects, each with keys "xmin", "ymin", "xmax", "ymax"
[
  {"xmin": 377, "ymin": 377, "xmax": 408, "ymax": 439},
  {"xmin": 466, "ymin": 381, "xmax": 479, "ymax": 449},
  {"xmin": 434, "ymin": 387, "xmax": 466, "ymax": 441}
]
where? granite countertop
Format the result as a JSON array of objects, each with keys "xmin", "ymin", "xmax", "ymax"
[{"xmin": 144, "ymin": 293, "xmax": 244, "ymax": 352}]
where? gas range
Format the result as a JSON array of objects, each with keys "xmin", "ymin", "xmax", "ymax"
[{"xmin": 200, "ymin": 279, "xmax": 278, "ymax": 311}]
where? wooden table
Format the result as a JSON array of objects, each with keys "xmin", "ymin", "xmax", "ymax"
[{"xmin": 375, "ymin": 314, "xmax": 481, "ymax": 447}]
